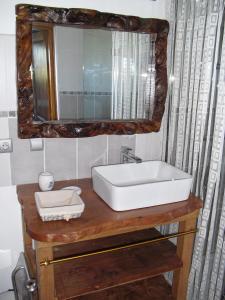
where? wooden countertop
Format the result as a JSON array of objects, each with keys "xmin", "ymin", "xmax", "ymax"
[{"xmin": 17, "ymin": 178, "xmax": 202, "ymax": 244}]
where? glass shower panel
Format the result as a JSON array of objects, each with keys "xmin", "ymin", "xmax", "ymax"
[{"xmin": 83, "ymin": 29, "xmax": 112, "ymax": 120}]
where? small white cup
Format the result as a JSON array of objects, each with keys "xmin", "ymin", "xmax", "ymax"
[{"xmin": 38, "ymin": 172, "xmax": 54, "ymax": 191}]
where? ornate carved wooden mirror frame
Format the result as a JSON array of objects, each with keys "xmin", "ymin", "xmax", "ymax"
[{"xmin": 16, "ymin": 4, "xmax": 169, "ymax": 138}]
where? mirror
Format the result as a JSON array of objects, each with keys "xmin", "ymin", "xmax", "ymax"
[
  {"xmin": 32, "ymin": 25, "xmax": 156, "ymax": 122},
  {"xmin": 16, "ymin": 4, "xmax": 169, "ymax": 138}
]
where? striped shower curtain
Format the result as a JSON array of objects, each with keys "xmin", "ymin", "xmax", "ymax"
[
  {"xmin": 162, "ymin": 0, "xmax": 225, "ymax": 299},
  {"xmin": 111, "ymin": 31, "xmax": 156, "ymax": 120}
]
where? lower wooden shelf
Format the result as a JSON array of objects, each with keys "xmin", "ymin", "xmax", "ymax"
[
  {"xmin": 18, "ymin": 180, "xmax": 202, "ymax": 300},
  {"xmin": 54, "ymin": 229, "xmax": 181, "ymax": 299},
  {"xmin": 74, "ymin": 275, "xmax": 174, "ymax": 300}
]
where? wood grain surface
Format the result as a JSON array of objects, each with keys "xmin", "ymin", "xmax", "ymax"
[
  {"xmin": 17, "ymin": 178, "xmax": 202, "ymax": 243},
  {"xmin": 54, "ymin": 230, "xmax": 181, "ymax": 299},
  {"xmin": 66, "ymin": 276, "xmax": 174, "ymax": 300},
  {"xmin": 53, "ymin": 227, "xmax": 166, "ymax": 259}
]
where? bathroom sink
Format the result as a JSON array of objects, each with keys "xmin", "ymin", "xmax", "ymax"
[{"xmin": 92, "ymin": 161, "xmax": 192, "ymax": 211}]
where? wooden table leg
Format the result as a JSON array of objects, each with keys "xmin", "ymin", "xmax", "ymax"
[
  {"xmin": 35, "ymin": 242, "xmax": 55, "ymax": 300},
  {"xmin": 22, "ymin": 213, "xmax": 32, "ymax": 251},
  {"xmin": 21, "ymin": 212, "xmax": 37, "ymax": 278},
  {"xmin": 172, "ymin": 215, "xmax": 198, "ymax": 300}
]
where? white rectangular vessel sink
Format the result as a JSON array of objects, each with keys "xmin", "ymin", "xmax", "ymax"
[{"xmin": 92, "ymin": 161, "xmax": 192, "ymax": 211}]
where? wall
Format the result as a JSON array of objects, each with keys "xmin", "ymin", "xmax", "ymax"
[
  {"xmin": 0, "ymin": 0, "xmax": 167, "ymax": 293},
  {"xmin": 1, "ymin": 0, "xmax": 166, "ymax": 34}
]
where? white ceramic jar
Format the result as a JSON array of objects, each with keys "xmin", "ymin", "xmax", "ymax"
[{"xmin": 38, "ymin": 172, "xmax": 54, "ymax": 191}]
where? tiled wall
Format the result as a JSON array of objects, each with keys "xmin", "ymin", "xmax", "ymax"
[
  {"xmin": 8, "ymin": 117, "xmax": 136, "ymax": 184},
  {"xmin": 7, "ymin": 115, "xmax": 164, "ymax": 185},
  {"xmin": 0, "ymin": 116, "xmax": 12, "ymax": 186},
  {"xmin": 0, "ymin": 111, "xmax": 164, "ymax": 186}
]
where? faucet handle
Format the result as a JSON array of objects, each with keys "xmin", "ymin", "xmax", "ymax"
[{"xmin": 121, "ymin": 146, "xmax": 132, "ymax": 153}]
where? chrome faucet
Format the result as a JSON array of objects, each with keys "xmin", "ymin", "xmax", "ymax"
[{"xmin": 120, "ymin": 146, "xmax": 142, "ymax": 164}]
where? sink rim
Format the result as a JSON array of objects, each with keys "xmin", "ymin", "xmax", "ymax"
[
  {"xmin": 92, "ymin": 160, "xmax": 193, "ymax": 211},
  {"xmin": 92, "ymin": 160, "xmax": 192, "ymax": 188}
]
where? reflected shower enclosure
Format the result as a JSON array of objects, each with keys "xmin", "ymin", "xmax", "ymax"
[{"xmin": 32, "ymin": 25, "xmax": 156, "ymax": 121}]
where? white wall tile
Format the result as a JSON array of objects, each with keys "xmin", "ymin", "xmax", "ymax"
[
  {"xmin": 78, "ymin": 136, "xmax": 107, "ymax": 178},
  {"xmin": 0, "ymin": 118, "xmax": 12, "ymax": 185},
  {"xmin": 0, "ymin": 155, "xmax": 12, "ymax": 186},
  {"xmin": 9, "ymin": 118, "xmax": 44, "ymax": 184},
  {"xmin": 0, "ymin": 35, "xmax": 17, "ymax": 111},
  {"xmin": 0, "ymin": 118, "xmax": 9, "ymax": 138},
  {"xmin": 108, "ymin": 135, "xmax": 136, "ymax": 164},
  {"xmin": 45, "ymin": 138, "xmax": 77, "ymax": 180},
  {"xmin": 135, "ymin": 129, "xmax": 164, "ymax": 161},
  {"xmin": 11, "ymin": 139, "xmax": 44, "ymax": 184}
]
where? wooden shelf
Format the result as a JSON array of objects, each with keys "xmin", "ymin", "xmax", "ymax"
[
  {"xmin": 18, "ymin": 179, "xmax": 202, "ymax": 300},
  {"xmin": 74, "ymin": 275, "xmax": 174, "ymax": 300},
  {"xmin": 54, "ymin": 228, "xmax": 166, "ymax": 259},
  {"xmin": 54, "ymin": 229, "xmax": 182, "ymax": 299},
  {"xmin": 17, "ymin": 179, "xmax": 202, "ymax": 243}
]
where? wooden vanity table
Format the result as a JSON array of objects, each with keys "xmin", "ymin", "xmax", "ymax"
[{"xmin": 17, "ymin": 179, "xmax": 202, "ymax": 300}]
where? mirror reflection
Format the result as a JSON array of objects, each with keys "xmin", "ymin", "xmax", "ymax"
[{"xmin": 32, "ymin": 25, "xmax": 156, "ymax": 122}]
